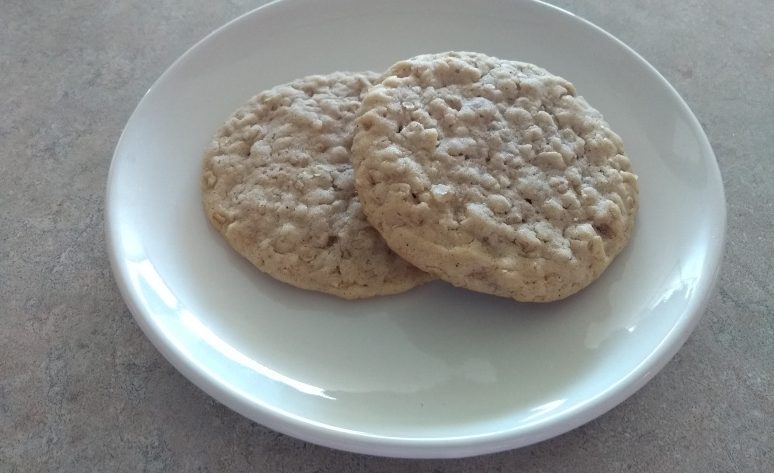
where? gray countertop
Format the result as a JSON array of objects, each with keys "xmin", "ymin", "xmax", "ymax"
[{"xmin": 1, "ymin": 0, "xmax": 772, "ymax": 471}]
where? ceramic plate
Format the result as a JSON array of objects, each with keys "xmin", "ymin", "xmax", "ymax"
[{"xmin": 106, "ymin": 0, "xmax": 725, "ymax": 458}]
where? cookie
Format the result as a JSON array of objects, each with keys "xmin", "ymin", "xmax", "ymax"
[
  {"xmin": 352, "ymin": 52, "xmax": 638, "ymax": 302},
  {"xmin": 202, "ymin": 71, "xmax": 433, "ymax": 299}
]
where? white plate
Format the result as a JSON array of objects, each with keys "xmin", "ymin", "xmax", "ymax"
[{"xmin": 106, "ymin": 0, "xmax": 725, "ymax": 458}]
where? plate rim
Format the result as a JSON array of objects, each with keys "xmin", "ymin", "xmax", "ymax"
[{"xmin": 105, "ymin": 0, "xmax": 726, "ymax": 458}]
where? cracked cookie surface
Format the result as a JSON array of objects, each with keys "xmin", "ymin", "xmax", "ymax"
[{"xmin": 352, "ymin": 52, "xmax": 638, "ymax": 302}]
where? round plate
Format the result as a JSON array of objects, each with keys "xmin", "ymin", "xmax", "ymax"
[{"xmin": 106, "ymin": 0, "xmax": 725, "ymax": 458}]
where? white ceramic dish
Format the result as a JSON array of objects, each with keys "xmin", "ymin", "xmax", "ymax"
[{"xmin": 106, "ymin": 0, "xmax": 725, "ymax": 458}]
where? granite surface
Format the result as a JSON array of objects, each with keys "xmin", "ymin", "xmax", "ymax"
[{"xmin": 1, "ymin": 0, "xmax": 772, "ymax": 471}]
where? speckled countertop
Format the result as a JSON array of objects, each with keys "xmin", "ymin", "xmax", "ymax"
[{"xmin": 1, "ymin": 0, "xmax": 772, "ymax": 471}]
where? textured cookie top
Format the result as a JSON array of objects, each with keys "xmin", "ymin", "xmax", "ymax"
[
  {"xmin": 202, "ymin": 71, "xmax": 432, "ymax": 299},
  {"xmin": 352, "ymin": 52, "xmax": 639, "ymax": 301}
]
